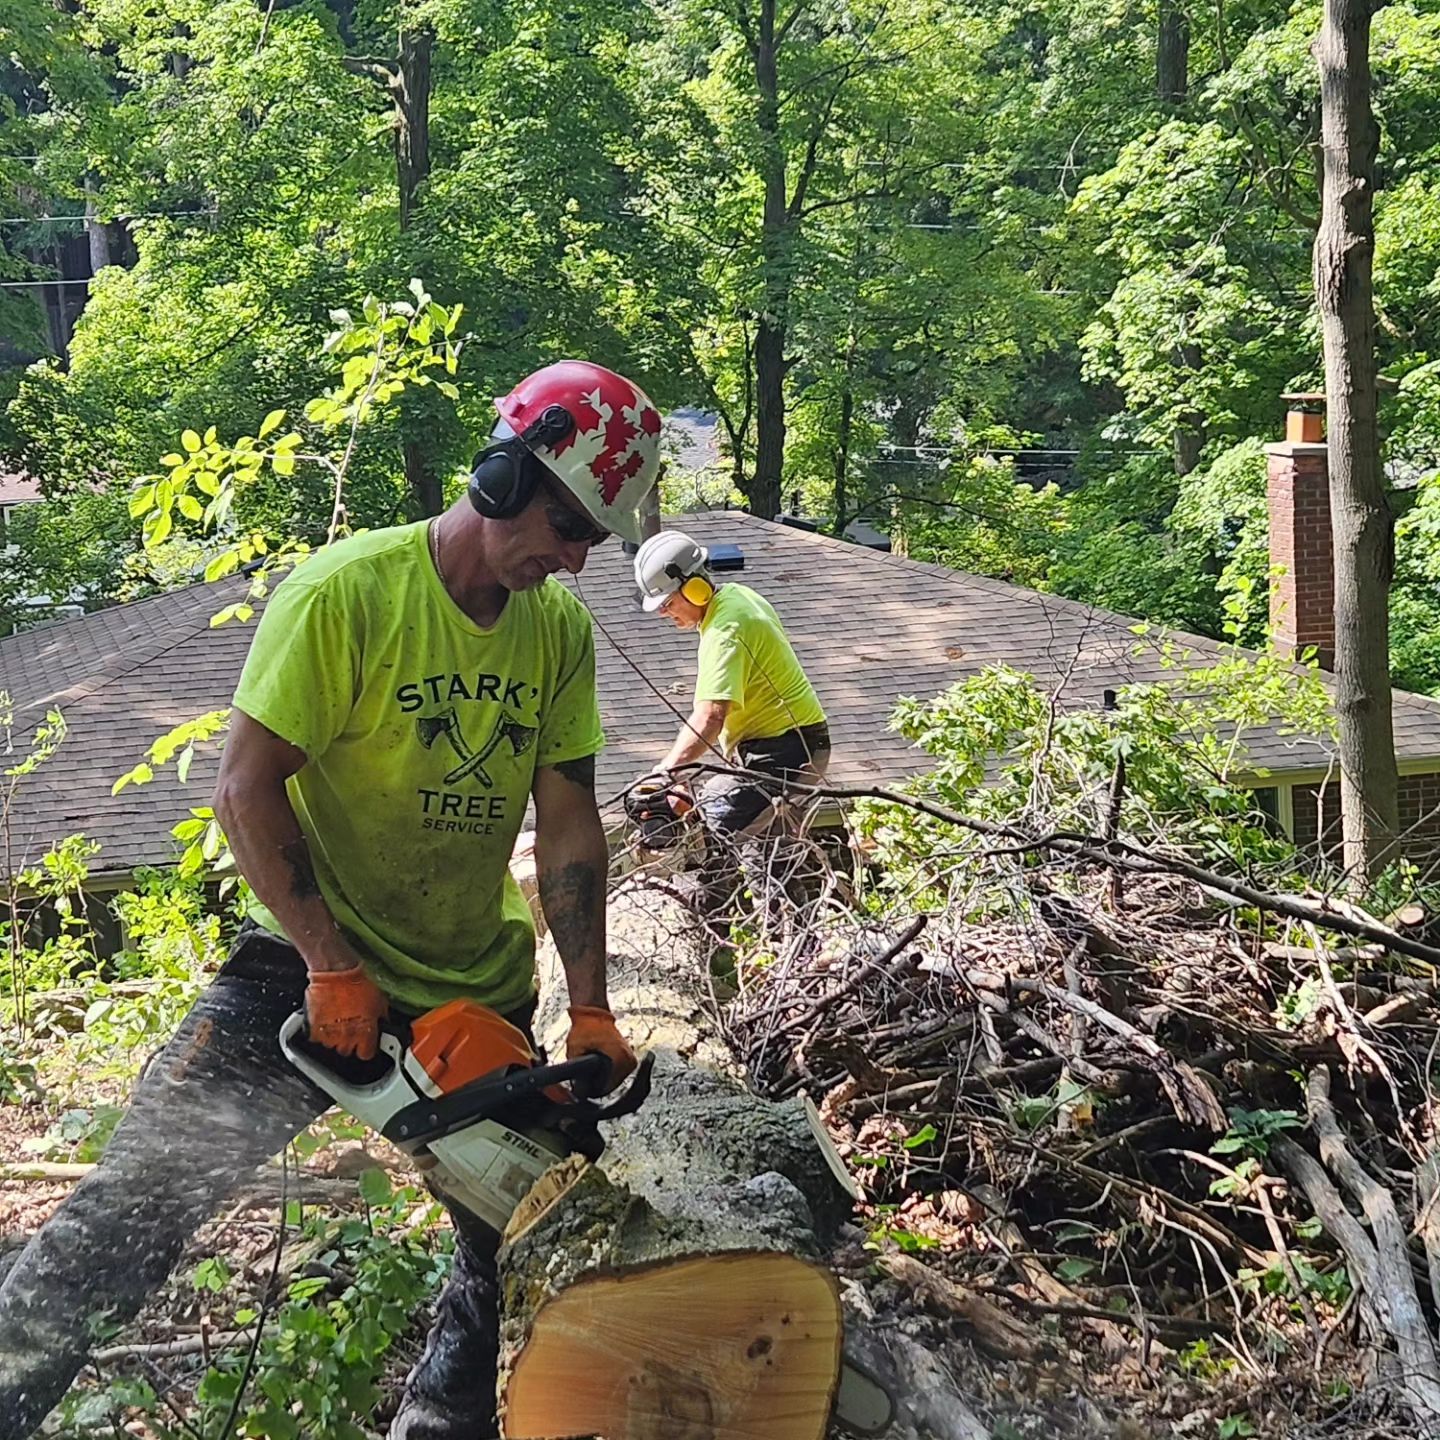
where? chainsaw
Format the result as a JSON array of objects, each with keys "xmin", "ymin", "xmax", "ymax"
[
  {"xmin": 282, "ymin": 1002, "xmax": 896, "ymax": 1436},
  {"xmin": 278, "ymin": 998, "xmax": 653, "ymax": 1233},
  {"xmin": 622, "ymin": 775, "xmax": 694, "ymax": 852}
]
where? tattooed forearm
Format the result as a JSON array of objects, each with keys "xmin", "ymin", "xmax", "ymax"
[
  {"xmin": 280, "ymin": 838, "xmax": 321, "ymax": 900},
  {"xmin": 539, "ymin": 858, "xmax": 602, "ymax": 962},
  {"xmin": 533, "ymin": 759, "xmax": 609, "ymax": 1006}
]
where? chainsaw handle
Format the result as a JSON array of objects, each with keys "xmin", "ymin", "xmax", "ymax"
[{"xmin": 564, "ymin": 1052, "xmax": 611, "ymax": 1101}]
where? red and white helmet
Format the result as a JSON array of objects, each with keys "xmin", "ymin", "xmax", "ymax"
[{"xmin": 496, "ymin": 361, "xmax": 662, "ymax": 544}]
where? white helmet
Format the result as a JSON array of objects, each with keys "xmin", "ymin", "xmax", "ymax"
[
  {"xmin": 493, "ymin": 361, "xmax": 663, "ymax": 544},
  {"xmin": 634, "ymin": 530, "xmax": 709, "ymax": 612}
]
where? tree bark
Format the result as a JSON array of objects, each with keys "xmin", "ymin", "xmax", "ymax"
[
  {"xmin": 499, "ymin": 884, "xmax": 853, "ymax": 1438},
  {"xmin": 393, "ymin": 28, "xmax": 432, "ymax": 232},
  {"xmin": 1172, "ymin": 345, "xmax": 1204, "ymax": 477},
  {"xmin": 750, "ymin": 0, "xmax": 788, "ymax": 522},
  {"xmin": 345, "ymin": 28, "xmax": 442, "ymax": 517},
  {"xmin": 832, "ymin": 324, "xmax": 858, "ymax": 535},
  {"xmin": 396, "ymin": 28, "xmax": 442, "ymax": 517},
  {"xmin": 83, "ymin": 180, "xmax": 110, "ymax": 276},
  {"xmin": 1314, "ymin": 0, "xmax": 1398, "ymax": 880},
  {"xmin": 1157, "ymin": 3, "xmax": 1190, "ymax": 106}
]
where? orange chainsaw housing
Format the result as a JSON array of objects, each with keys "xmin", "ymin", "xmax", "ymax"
[{"xmin": 408, "ymin": 999, "xmax": 537, "ymax": 1094}]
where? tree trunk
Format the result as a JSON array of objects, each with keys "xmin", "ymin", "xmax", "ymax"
[
  {"xmin": 1157, "ymin": 3, "xmax": 1190, "ymax": 106},
  {"xmin": 396, "ymin": 29, "xmax": 441, "ymax": 516},
  {"xmin": 83, "ymin": 180, "xmax": 110, "ymax": 276},
  {"xmin": 832, "ymin": 326, "xmax": 858, "ymax": 535},
  {"xmin": 750, "ymin": 0, "xmax": 788, "ymax": 522},
  {"xmin": 833, "ymin": 384, "xmax": 854, "ymax": 536},
  {"xmin": 499, "ymin": 885, "xmax": 853, "ymax": 1439},
  {"xmin": 394, "ymin": 27, "xmax": 432, "ymax": 232},
  {"xmin": 1314, "ymin": 0, "xmax": 1398, "ymax": 880},
  {"xmin": 345, "ymin": 28, "xmax": 441, "ymax": 516},
  {"xmin": 1172, "ymin": 345, "xmax": 1204, "ymax": 477}
]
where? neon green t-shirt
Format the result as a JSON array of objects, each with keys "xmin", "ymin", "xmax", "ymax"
[
  {"xmin": 694, "ymin": 583, "xmax": 825, "ymax": 752},
  {"xmin": 231, "ymin": 521, "xmax": 604, "ymax": 1014}
]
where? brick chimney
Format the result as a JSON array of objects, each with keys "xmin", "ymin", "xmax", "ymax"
[{"xmin": 1267, "ymin": 392, "xmax": 1333, "ymax": 670}]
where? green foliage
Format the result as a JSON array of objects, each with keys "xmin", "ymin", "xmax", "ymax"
[
  {"xmin": 190, "ymin": 1191, "xmax": 450, "ymax": 1440},
  {"xmin": 897, "ymin": 457, "xmax": 1068, "ymax": 590},
  {"xmin": 1212, "ymin": 1106, "xmax": 1302, "ymax": 1160},
  {"xmin": 21, "ymin": 1103, "xmax": 125, "ymax": 1163},
  {"xmin": 868, "ymin": 659, "xmax": 1323, "ymax": 894},
  {"xmin": 48, "ymin": 1185, "xmax": 450, "ymax": 1440},
  {"xmin": 128, "ymin": 285, "xmax": 465, "ymax": 614}
]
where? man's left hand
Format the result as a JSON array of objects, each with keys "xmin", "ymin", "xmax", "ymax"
[{"xmin": 566, "ymin": 1005, "xmax": 637, "ymax": 1095}]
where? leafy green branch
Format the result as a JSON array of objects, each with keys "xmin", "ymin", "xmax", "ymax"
[
  {"xmin": 128, "ymin": 281, "xmax": 465, "ymax": 628},
  {"xmin": 113, "ymin": 282, "xmax": 464, "ymax": 878}
]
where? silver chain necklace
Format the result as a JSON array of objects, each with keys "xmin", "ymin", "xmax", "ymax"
[{"xmin": 429, "ymin": 518, "xmax": 448, "ymax": 590}]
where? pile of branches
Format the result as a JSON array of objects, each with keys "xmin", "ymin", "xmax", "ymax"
[{"xmin": 695, "ymin": 812, "xmax": 1440, "ymax": 1439}]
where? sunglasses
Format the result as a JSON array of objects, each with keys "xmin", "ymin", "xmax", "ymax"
[{"xmin": 538, "ymin": 474, "xmax": 610, "ymax": 547}]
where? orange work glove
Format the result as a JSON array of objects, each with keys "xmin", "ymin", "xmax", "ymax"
[
  {"xmin": 305, "ymin": 965, "xmax": 388, "ymax": 1061},
  {"xmin": 566, "ymin": 1005, "xmax": 637, "ymax": 1095}
]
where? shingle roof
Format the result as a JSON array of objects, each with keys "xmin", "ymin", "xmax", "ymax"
[
  {"xmin": 0, "ymin": 472, "xmax": 41, "ymax": 506},
  {"xmin": 4, "ymin": 511, "xmax": 1440, "ymax": 878}
]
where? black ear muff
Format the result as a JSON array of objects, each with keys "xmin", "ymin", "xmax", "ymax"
[
  {"xmin": 468, "ymin": 443, "xmax": 533, "ymax": 519},
  {"xmin": 468, "ymin": 405, "xmax": 576, "ymax": 520}
]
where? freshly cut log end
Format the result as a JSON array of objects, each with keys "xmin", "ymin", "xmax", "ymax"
[{"xmin": 502, "ymin": 1252, "xmax": 842, "ymax": 1440}]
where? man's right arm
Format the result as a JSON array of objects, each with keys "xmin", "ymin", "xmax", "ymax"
[
  {"xmin": 213, "ymin": 710, "xmax": 356, "ymax": 971},
  {"xmin": 214, "ymin": 710, "xmax": 386, "ymax": 1056}
]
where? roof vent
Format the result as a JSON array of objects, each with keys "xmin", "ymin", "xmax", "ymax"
[
  {"xmin": 777, "ymin": 512, "xmax": 820, "ymax": 533},
  {"xmin": 708, "ymin": 543, "xmax": 745, "ymax": 572}
]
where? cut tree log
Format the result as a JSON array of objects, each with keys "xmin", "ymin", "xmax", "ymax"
[{"xmin": 497, "ymin": 881, "xmax": 859, "ymax": 1440}]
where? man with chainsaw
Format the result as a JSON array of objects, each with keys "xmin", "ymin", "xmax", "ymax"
[
  {"xmin": 634, "ymin": 528, "xmax": 831, "ymax": 836},
  {"xmin": 0, "ymin": 361, "xmax": 661, "ymax": 1440}
]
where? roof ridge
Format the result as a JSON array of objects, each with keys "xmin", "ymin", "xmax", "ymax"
[
  {"xmin": 0, "ymin": 573, "xmax": 226, "ymax": 651},
  {"xmin": 14, "ymin": 582, "xmax": 242, "ymax": 717},
  {"xmin": 704, "ymin": 512, "xmax": 1235, "ymax": 650}
]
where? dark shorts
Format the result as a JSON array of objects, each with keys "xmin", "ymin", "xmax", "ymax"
[{"xmin": 697, "ymin": 721, "xmax": 831, "ymax": 834}]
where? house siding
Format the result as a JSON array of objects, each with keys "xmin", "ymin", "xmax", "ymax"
[{"xmin": 1290, "ymin": 770, "xmax": 1440, "ymax": 868}]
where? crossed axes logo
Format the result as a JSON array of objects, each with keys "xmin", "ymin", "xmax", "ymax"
[{"xmin": 416, "ymin": 707, "xmax": 538, "ymax": 789}]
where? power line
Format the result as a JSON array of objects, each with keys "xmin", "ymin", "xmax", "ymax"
[
  {"xmin": 0, "ymin": 210, "xmax": 215, "ymax": 226},
  {"xmin": 0, "ymin": 277, "xmax": 86, "ymax": 289}
]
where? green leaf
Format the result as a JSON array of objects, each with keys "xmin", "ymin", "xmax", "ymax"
[
  {"xmin": 205, "ymin": 550, "xmax": 241, "ymax": 582},
  {"xmin": 111, "ymin": 763, "xmax": 154, "ymax": 795},
  {"xmin": 259, "ymin": 409, "xmax": 284, "ymax": 438},
  {"xmin": 903, "ymin": 1123, "xmax": 938, "ymax": 1149},
  {"xmin": 176, "ymin": 743, "xmax": 194, "ymax": 785},
  {"xmin": 273, "ymin": 452, "xmax": 296, "ymax": 476},
  {"xmin": 358, "ymin": 1167, "xmax": 393, "ymax": 1207},
  {"xmin": 288, "ymin": 1275, "xmax": 329, "ymax": 1301},
  {"xmin": 177, "ymin": 494, "xmax": 204, "ymax": 521},
  {"xmin": 129, "ymin": 482, "xmax": 156, "ymax": 517},
  {"xmin": 1055, "ymin": 1257, "xmax": 1097, "ymax": 1283},
  {"xmin": 145, "ymin": 509, "xmax": 173, "ymax": 547},
  {"xmin": 160, "ymin": 452, "xmax": 184, "ymax": 468},
  {"xmin": 181, "ymin": 428, "xmax": 202, "ymax": 453}
]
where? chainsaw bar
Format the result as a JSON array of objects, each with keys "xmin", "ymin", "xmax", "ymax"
[{"xmin": 382, "ymin": 1052, "xmax": 654, "ymax": 1149}]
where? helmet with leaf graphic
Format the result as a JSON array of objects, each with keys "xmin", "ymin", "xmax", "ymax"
[{"xmin": 490, "ymin": 361, "xmax": 663, "ymax": 545}]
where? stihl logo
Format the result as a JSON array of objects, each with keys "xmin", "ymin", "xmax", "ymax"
[{"xmin": 500, "ymin": 1127, "xmax": 546, "ymax": 1162}]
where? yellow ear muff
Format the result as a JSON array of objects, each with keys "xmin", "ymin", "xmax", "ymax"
[{"xmin": 680, "ymin": 574, "xmax": 714, "ymax": 607}]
